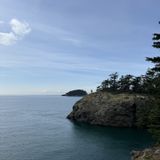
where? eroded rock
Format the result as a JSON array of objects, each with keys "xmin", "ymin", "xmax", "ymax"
[
  {"xmin": 131, "ymin": 146, "xmax": 160, "ymax": 160},
  {"xmin": 67, "ymin": 92, "xmax": 148, "ymax": 127}
]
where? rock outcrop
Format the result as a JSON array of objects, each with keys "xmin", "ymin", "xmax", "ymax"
[
  {"xmin": 67, "ymin": 91, "xmax": 149, "ymax": 127},
  {"xmin": 131, "ymin": 146, "xmax": 160, "ymax": 160}
]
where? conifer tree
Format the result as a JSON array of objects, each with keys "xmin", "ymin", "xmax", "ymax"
[
  {"xmin": 146, "ymin": 26, "xmax": 160, "ymax": 72},
  {"xmin": 147, "ymin": 23, "xmax": 160, "ymax": 143}
]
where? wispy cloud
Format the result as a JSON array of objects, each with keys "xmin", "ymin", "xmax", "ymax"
[
  {"xmin": 61, "ymin": 37, "xmax": 81, "ymax": 45},
  {"xmin": 10, "ymin": 19, "xmax": 31, "ymax": 36},
  {"xmin": 0, "ymin": 32, "xmax": 17, "ymax": 45},
  {"xmin": 0, "ymin": 48, "xmax": 150, "ymax": 76},
  {"xmin": 34, "ymin": 23, "xmax": 82, "ymax": 46},
  {"xmin": 0, "ymin": 18, "xmax": 31, "ymax": 46}
]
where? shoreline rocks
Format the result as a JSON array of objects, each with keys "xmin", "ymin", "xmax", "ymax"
[{"xmin": 131, "ymin": 146, "xmax": 160, "ymax": 160}]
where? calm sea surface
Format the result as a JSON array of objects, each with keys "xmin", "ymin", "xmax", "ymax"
[{"xmin": 0, "ymin": 96, "xmax": 153, "ymax": 160}]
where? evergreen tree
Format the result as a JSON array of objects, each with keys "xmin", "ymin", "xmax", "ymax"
[
  {"xmin": 131, "ymin": 76, "xmax": 143, "ymax": 93},
  {"xmin": 143, "ymin": 69, "xmax": 157, "ymax": 94},
  {"xmin": 97, "ymin": 72, "xmax": 119, "ymax": 92},
  {"xmin": 146, "ymin": 31, "xmax": 160, "ymax": 72},
  {"xmin": 152, "ymin": 33, "xmax": 160, "ymax": 48},
  {"xmin": 146, "ymin": 24, "xmax": 160, "ymax": 143},
  {"xmin": 108, "ymin": 72, "xmax": 119, "ymax": 91},
  {"xmin": 118, "ymin": 74, "xmax": 133, "ymax": 92}
]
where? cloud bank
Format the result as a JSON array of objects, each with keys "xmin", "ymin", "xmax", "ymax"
[{"xmin": 0, "ymin": 18, "xmax": 31, "ymax": 46}]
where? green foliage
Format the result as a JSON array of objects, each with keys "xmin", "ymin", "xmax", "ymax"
[
  {"xmin": 148, "ymin": 98, "xmax": 160, "ymax": 144},
  {"xmin": 97, "ymin": 71, "xmax": 160, "ymax": 95},
  {"xmin": 97, "ymin": 72, "xmax": 119, "ymax": 92},
  {"xmin": 118, "ymin": 74, "xmax": 134, "ymax": 92},
  {"xmin": 146, "ymin": 28, "xmax": 160, "ymax": 143},
  {"xmin": 147, "ymin": 32, "xmax": 160, "ymax": 71},
  {"xmin": 136, "ymin": 98, "xmax": 153, "ymax": 128},
  {"xmin": 146, "ymin": 57, "xmax": 160, "ymax": 72},
  {"xmin": 131, "ymin": 76, "xmax": 144, "ymax": 93},
  {"xmin": 108, "ymin": 72, "xmax": 119, "ymax": 91},
  {"xmin": 152, "ymin": 33, "xmax": 160, "ymax": 48}
]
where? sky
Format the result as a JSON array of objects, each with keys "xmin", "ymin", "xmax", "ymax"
[{"xmin": 0, "ymin": 0, "xmax": 160, "ymax": 95}]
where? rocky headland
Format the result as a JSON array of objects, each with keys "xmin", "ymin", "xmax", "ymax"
[
  {"xmin": 67, "ymin": 91, "xmax": 150, "ymax": 127},
  {"xmin": 67, "ymin": 91, "xmax": 160, "ymax": 160}
]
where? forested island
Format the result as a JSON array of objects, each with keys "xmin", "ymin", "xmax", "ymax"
[
  {"xmin": 67, "ymin": 27, "xmax": 160, "ymax": 159},
  {"xmin": 62, "ymin": 89, "xmax": 87, "ymax": 97}
]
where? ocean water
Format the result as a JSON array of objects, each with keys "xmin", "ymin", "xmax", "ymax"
[{"xmin": 0, "ymin": 95, "xmax": 153, "ymax": 160}]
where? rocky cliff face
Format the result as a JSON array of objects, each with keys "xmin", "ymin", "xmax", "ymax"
[
  {"xmin": 67, "ymin": 91, "xmax": 148, "ymax": 127},
  {"xmin": 131, "ymin": 146, "xmax": 160, "ymax": 160}
]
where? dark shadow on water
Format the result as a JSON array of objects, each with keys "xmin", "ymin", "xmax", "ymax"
[{"xmin": 69, "ymin": 120, "xmax": 154, "ymax": 150}]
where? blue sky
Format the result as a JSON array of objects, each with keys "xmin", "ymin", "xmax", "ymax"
[{"xmin": 0, "ymin": 0, "xmax": 160, "ymax": 95}]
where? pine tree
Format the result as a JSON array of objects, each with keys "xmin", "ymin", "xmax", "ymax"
[
  {"xmin": 146, "ymin": 27, "xmax": 160, "ymax": 72},
  {"xmin": 108, "ymin": 72, "xmax": 119, "ymax": 91},
  {"xmin": 147, "ymin": 23, "xmax": 160, "ymax": 143},
  {"xmin": 118, "ymin": 74, "xmax": 133, "ymax": 92}
]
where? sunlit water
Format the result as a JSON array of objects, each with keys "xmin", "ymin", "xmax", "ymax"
[{"xmin": 0, "ymin": 96, "xmax": 153, "ymax": 160}]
